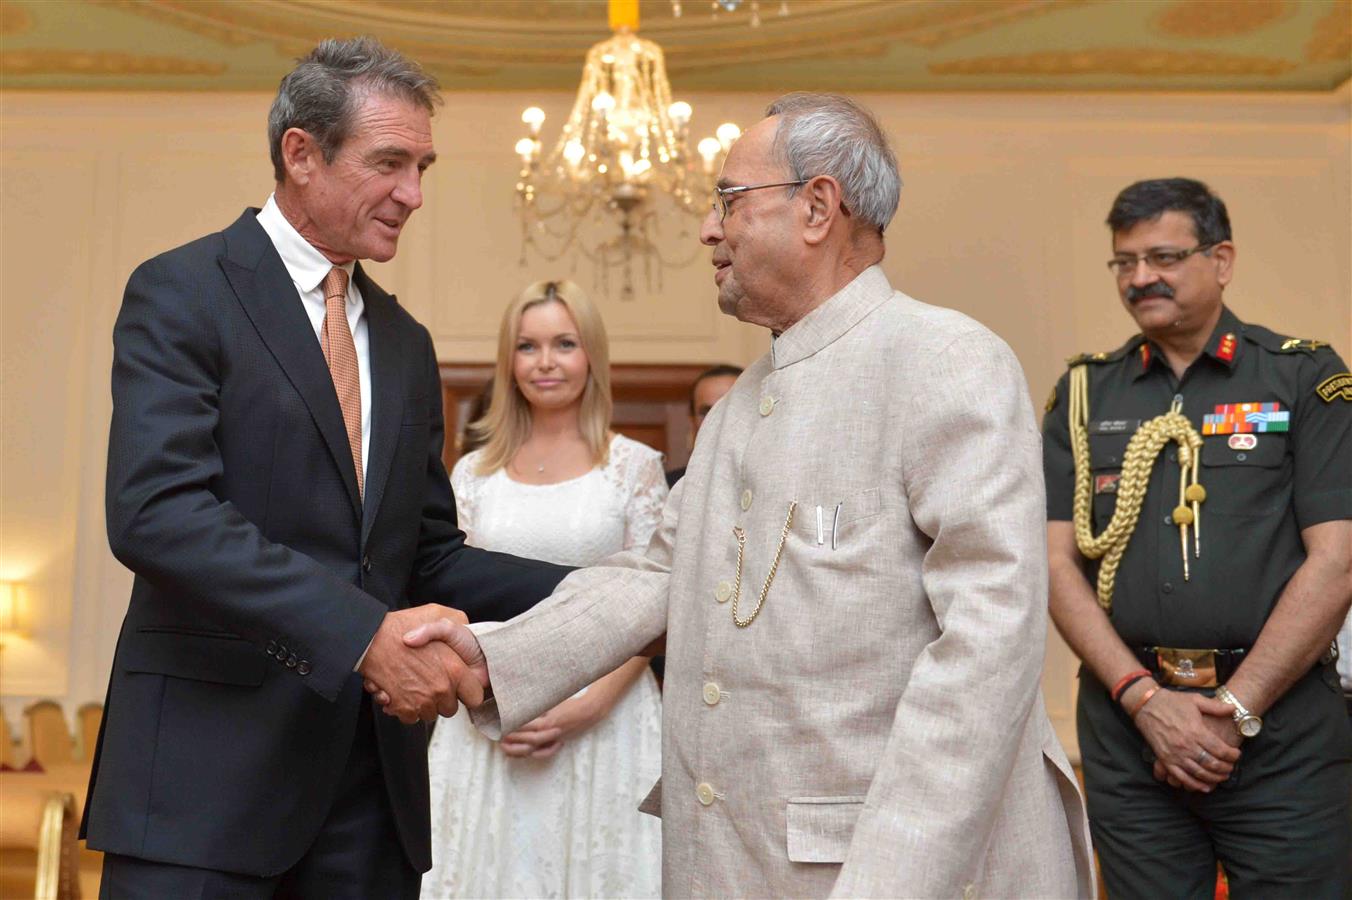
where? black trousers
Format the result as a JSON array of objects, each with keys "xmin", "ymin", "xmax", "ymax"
[
  {"xmin": 99, "ymin": 698, "xmax": 419, "ymax": 900},
  {"xmin": 1079, "ymin": 663, "xmax": 1352, "ymax": 900}
]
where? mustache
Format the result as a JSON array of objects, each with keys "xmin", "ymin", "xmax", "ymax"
[{"xmin": 1126, "ymin": 282, "xmax": 1174, "ymax": 303}]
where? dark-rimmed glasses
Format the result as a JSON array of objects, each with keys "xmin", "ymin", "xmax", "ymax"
[
  {"xmin": 1107, "ymin": 243, "xmax": 1217, "ymax": 278},
  {"xmin": 712, "ymin": 180, "xmax": 809, "ymax": 222}
]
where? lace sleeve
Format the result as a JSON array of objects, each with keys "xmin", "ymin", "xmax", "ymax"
[
  {"xmin": 449, "ymin": 452, "xmax": 481, "ymax": 544},
  {"xmin": 620, "ymin": 441, "xmax": 670, "ymax": 552}
]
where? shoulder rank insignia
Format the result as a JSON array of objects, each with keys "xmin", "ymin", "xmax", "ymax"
[
  {"xmin": 1280, "ymin": 338, "xmax": 1329, "ymax": 352},
  {"xmin": 1065, "ymin": 350, "xmax": 1111, "ymax": 367},
  {"xmin": 1045, "ymin": 384, "xmax": 1058, "ymax": 413},
  {"xmin": 1316, "ymin": 373, "xmax": 1352, "ymax": 403}
]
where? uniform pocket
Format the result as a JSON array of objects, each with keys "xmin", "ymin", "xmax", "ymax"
[
  {"xmin": 785, "ymin": 796, "xmax": 865, "ymax": 863},
  {"xmin": 1199, "ymin": 434, "xmax": 1288, "ymax": 515},
  {"xmin": 124, "ymin": 628, "xmax": 267, "ymax": 686},
  {"xmin": 1087, "ymin": 434, "xmax": 1129, "ymax": 529}
]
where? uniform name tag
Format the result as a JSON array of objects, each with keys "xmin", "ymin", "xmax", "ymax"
[{"xmin": 1088, "ymin": 419, "xmax": 1139, "ymax": 435}]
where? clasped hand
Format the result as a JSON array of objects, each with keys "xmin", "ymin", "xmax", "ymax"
[
  {"xmin": 1132, "ymin": 687, "xmax": 1243, "ymax": 793},
  {"xmin": 358, "ymin": 605, "xmax": 488, "ymax": 724}
]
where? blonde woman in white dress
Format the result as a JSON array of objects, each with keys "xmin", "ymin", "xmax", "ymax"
[{"xmin": 422, "ymin": 280, "xmax": 666, "ymax": 899}]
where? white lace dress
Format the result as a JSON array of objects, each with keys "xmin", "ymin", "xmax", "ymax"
[{"xmin": 423, "ymin": 434, "xmax": 667, "ymax": 900}]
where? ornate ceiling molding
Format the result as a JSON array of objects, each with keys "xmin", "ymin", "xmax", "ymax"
[
  {"xmin": 930, "ymin": 48, "xmax": 1300, "ymax": 78},
  {"xmin": 0, "ymin": 2, "xmax": 33, "ymax": 35},
  {"xmin": 3, "ymin": 0, "xmax": 1347, "ymax": 92},
  {"xmin": 0, "ymin": 50, "xmax": 227, "ymax": 77},
  {"xmin": 1304, "ymin": 5, "xmax": 1351, "ymax": 62},
  {"xmin": 1152, "ymin": 0, "xmax": 1293, "ymax": 39}
]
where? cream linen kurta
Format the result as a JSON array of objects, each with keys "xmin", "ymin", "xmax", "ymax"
[{"xmin": 472, "ymin": 266, "xmax": 1094, "ymax": 899}]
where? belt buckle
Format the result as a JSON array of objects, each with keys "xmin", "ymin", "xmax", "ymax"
[{"xmin": 1156, "ymin": 648, "xmax": 1218, "ymax": 689}]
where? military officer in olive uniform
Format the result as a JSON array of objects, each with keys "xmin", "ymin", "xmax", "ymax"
[{"xmin": 1044, "ymin": 178, "xmax": 1352, "ymax": 899}]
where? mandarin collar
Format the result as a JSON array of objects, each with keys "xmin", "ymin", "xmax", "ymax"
[{"xmin": 769, "ymin": 265, "xmax": 894, "ymax": 370}]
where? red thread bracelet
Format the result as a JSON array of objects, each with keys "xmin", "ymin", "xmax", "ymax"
[{"xmin": 1110, "ymin": 668, "xmax": 1152, "ymax": 703}]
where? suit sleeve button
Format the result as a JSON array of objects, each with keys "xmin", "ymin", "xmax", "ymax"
[
  {"xmin": 275, "ymin": 644, "xmax": 287, "ymax": 659},
  {"xmin": 266, "ymin": 641, "xmax": 278, "ymax": 655},
  {"xmin": 286, "ymin": 654, "xmax": 298, "ymax": 668},
  {"xmin": 297, "ymin": 661, "xmax": 311, "ymax": 676}
]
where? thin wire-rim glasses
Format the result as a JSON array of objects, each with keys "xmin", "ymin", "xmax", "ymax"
[{"xmin": 712, "ymin": 179, "xmax": 809, "ymax": 222}]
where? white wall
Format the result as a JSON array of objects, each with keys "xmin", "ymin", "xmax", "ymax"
[{"xmin": 2, "ymin": 86, "xmax": 1348, "ymax": 757}]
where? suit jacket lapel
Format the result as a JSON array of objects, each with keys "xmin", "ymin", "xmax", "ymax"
[
  {"xmin": 217, "ymin": 210, "xmax": 363, "ymax": 519},
  {"xmin": 356, "ymin": 264, "xmax": 401, "ymax": 546}
]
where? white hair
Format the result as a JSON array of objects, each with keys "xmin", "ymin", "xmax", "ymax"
[{"xmin": 764, "ymin": 92, "xmax": 901, "ymax": 233}]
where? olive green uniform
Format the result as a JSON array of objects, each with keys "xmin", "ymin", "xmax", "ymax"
[{"xmin": 1043, "ymin": 306, "xmax": 1352, "ymax": 899}]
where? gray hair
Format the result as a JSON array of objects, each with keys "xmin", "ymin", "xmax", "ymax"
[
  {"xmin": 764, "ymin": 93, "xmax": 901, "ymax": 233},
  {"xmin": 267, "ymin": 36, "xmax": 441, "ymax": 183}
]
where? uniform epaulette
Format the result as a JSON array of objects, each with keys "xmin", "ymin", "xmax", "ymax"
[
  {"xmin": 1240, "ymin": 323, "xmax": 1333, "ymax": 356},
  {"xmin": 1065, "ymin": 335, "xmax": 1143, "ymax": 368}
]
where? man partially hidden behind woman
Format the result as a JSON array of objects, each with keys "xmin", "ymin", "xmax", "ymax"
[{"xmin": 423, "ymin": 280, "xmax": 667, "ymax": 898}]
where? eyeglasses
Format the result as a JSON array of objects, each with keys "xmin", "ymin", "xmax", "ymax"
[
  {"xmin": 712, "ymin": 179, "xmax": 809, "ymax": 222},
  {"xmin": 1107, "ymin": 243, "xmax": 1216, "ymax": 278}
]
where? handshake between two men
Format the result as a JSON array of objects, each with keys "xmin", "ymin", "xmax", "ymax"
[{"xmin": 357, "ymin": 605, "xmax": 488, "ymax": 725}]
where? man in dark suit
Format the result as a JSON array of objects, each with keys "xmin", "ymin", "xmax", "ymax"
[{"xmin": 83, "ymin": 37, "xmax": 566, "ymax": 898}]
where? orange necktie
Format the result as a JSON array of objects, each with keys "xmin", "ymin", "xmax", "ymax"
[{"xmin": 320, "ymin": 267, "xmax": 363, "ymax": 498}]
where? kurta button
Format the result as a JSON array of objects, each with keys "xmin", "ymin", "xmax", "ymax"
[
  {"xmin": 1162, "ymin": 582, "xmax": 1173, "ymax": 594},
  {"xmin": 696, "ymin": 782, "xmax": 715, "ymax": 806},
  {"xmin": 362, "ymin": 555, "xmax": 373, "ymax": 574},
  {"xmin": 297, "ymin": 661, "xmax": 311, "ymax": 676},
  {"xmin": 740, "ymin": 489, "xmax": 753, "ymax": 511},
  {"xmin": 715, "ymin": 581, "xmax": 732, "ymax": 603},
  {"xmin": 759, "ymin": 396, "xmax": 775, "ymax": 416},
  {"xmin": 276, "ymin": 644, "xmax": 287, "ymax": 659},
  {"xmin": 286, "ymin": 654, "xmax": 297, "ymax": 668},
  {"xmin": 703, "ymin": 683, "xmax": 721, "ymax": 706},
  {"xmin": 963, "ymin": 885, "xmax": 977, "ymax": 900},
  {"xmin": 266, "ymin": 640, "xmax": 278, "ymax": 655}
]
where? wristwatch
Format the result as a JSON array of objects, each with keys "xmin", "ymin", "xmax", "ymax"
[{"xmin": 1215, "ymin": 684, "xmax": 1262, "ymax": 738}]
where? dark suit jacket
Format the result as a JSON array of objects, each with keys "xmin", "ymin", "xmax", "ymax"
[{"xmin": 82, "ymin": 210, "xmax": 567, "ymax": 876}]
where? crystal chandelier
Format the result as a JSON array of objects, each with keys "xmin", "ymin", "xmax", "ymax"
[{"xmin": 513, "ymin": 0, "xmax": 741, "ymax": 300}]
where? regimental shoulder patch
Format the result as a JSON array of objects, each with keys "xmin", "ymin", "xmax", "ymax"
[
  {"xmin": 1045, "ymin": 384, "xmax": 1058, "ymax": 413},
  {"xmin": 1316, "ymin": 372, "xmax": 1352, "ymax": 403}
]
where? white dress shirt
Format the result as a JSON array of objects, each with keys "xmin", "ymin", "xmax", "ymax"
[{"xmin": 256, "ymin": 194, "xmax": 370, "ymax": 480}]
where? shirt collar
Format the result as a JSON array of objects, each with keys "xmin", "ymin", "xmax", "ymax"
[
  {"xmin": 769, "ymin": 265, "xmax": 894, "ymax": 370},
  {"xmin": 1132, "ymin": 305, "xmax": 1243, "ymax": 380},
  {"xmin": 1201, "ymin": 305, "xmax": 1243, "ymax": 371},
  {"xmin": 255, "ymin": 194, "xmax": 354, "ymax": 295}
]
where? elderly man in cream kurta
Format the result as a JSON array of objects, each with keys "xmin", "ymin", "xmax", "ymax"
[{"xmin": 401, "ymin": 94, "xmax": 1093, "ymax": 898}]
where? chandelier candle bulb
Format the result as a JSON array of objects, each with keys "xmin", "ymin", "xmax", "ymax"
[
  {"xmin": 521, "ymin": 106, "xmax": 546, "ymax": 135},
  {"xmin": 716, "ymin": 122, "xmax": 742, "ymax": 149}
]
